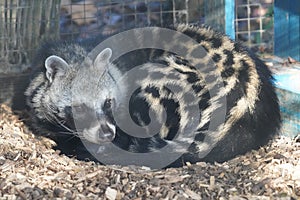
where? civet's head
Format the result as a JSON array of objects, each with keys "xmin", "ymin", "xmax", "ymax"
[{"xmin": 43, "ymin": 48, "xmax": 126, "ymax": 144}]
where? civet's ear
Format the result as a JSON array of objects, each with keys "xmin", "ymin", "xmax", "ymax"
[
  {"xmin": 94, "ymin": 48, "xmax": 112, "ymax": 67},
  {"xmin": 45, "ymin": 55, "xmax": 69, "ymax": 83}
]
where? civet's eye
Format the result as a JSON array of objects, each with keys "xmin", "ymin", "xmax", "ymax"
[{"xmin": 103, "ymin": 98, "xmax": 112, "ymax": 110}]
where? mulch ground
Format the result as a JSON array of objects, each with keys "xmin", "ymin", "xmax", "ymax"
[{"xmin": 0, "ymin": 104, "xmax": 299, "ymax": 200}]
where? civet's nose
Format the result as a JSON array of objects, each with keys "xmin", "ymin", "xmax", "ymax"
[{"xmin": 97, "ymin": 122, "xmax": 116, "ymax": 142}]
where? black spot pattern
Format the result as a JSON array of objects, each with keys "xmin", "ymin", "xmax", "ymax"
[
  {"xmin": 209, "ymin": 36, "xmax": 223, "ymax": 49},
  {"xmin": 186, "ymin": 72, "xmax": 200, "ymax": 84},
  {"xmin": 194, "ymin": 132, "xmax": 205, "ymax": 142},
  {"xmin": 182, "ymin": 29, "xmax": 206, "ymax": 43},
  {"xmin": 223, "ymin": 49, "xmax": 235, "ymax": 66},
  {"xmin": 221, "ymin": 67, "xmax": 235, "ymax": 78},
  {"xmin": 129, "ymin": 88, "xmax": 151, "ymax": 126},
  {"xmin": 212, "ymin": 53, "xmax": 221, "ymax": 63},
  {"xmin": 159, "ymin": 97, "xmax": 180, "ymax": 140},
  {"xmin": 144, "ymin": 86, "xmax": 160, "ymax": 98},
  {"xmin": 174, "ymin": 57, "xmax": 189, "ymax": 66},
  {"xmin": 237, "ymin": 62, "xmax": 250, "ymax": 93},
  {"xmin": 192, "ymin": 84, "xmax": 204, "ymax": 94},
  {"xmin": 198, "ymin": 90, "xmax": 210, "ymax": 111}
]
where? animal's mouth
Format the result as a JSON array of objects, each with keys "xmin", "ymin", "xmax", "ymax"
[
  {"xmin": 82, "ymin": 122, "xmax": 116, "ymax": 144},
  {"xmin": 98, "ymin": 132, "xmax": 115, "ymax": 142}
]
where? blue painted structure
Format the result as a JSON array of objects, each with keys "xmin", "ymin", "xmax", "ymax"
[
  {"xmin": 204, "ymin": 0, "xmax": 235, "ymax": 40},
  {"xmin": 273, "ymin": 1, "xmax": 300, "ymax": 137},
  {"xmin": 274, "ymin": 71, "xmax": 300, "ymax": 138},
  {"xmin": 224, "ymin": 0, "xmax": 235, "ymax": 40},
  {"xmin": 204, "ymin": 1, "xmax": 300, "ymax": 137},
  {"xmin": 274, "ymin": 0, "xmax": 300, "ymax": 61}
]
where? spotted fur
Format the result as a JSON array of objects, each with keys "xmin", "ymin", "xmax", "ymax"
[{"xmin": 25, "ymin": 24, "xmax": 281, "ymax": 167}]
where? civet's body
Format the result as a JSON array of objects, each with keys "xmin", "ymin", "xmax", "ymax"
[{"xmin": 25, "ymin": 24, "xmax": 281, "ymax": 167}]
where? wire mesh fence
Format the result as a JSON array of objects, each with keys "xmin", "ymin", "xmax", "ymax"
[
  {"xmin": 0, "ymin": 0, "xmax": 60, "ymax": 73},
  {"xmin": 0, "ymin": 0, "xmax": 274, "ymax": 73},
  {"xmin": 59, "ymin": 0, "xmax": 204, "ymax": 40},
  {"xmin": 235, "ymin": 0, "xmax": 274, "ymax": 53}
]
